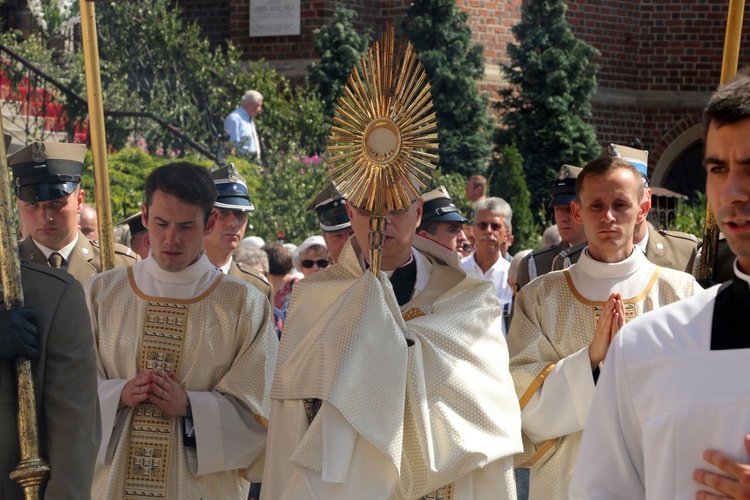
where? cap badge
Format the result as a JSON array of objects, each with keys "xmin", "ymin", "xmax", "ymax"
[
  {"xmin": 228, "ymin": 164, "xmax": 239, "ymax": 183},
  {"xmin": 32, "ymin": 142, "xmax": 47, "ymax": 163}
]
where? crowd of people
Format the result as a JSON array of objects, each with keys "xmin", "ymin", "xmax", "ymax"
[{"xmin": 0, "ymin": 73, "xmax": 749, "ymax": 500}]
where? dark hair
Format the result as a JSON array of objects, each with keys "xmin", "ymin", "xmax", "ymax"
[
  {"xmin": 144, "ymin": 162, "xmax": 217, "ymax": 225},
  {"xmin": 416, "ymin": 220, "xmax": 442, "ymax": 236},
  {"xmin": 262, "ymin": 242, "xmax": 293, "ymax": 276},
  {"xmin": 576, "ymin": 157, "xmax": 644, "ymax": 201},
  {"xmin": 703, "ymin": 69, "xmax": 750, "ymax": 131}
]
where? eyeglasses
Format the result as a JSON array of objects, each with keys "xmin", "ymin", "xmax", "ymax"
[
  {"xmin": 301, "ymin": 259, "xmax": 330, "ymax": 269},
  {"xmin": 460, "ymin": 242, "xmax": 474, "ymax": 253},
  {"xmin": 476, "ymin": 221, "xmax": 504, "ymax": 231}
]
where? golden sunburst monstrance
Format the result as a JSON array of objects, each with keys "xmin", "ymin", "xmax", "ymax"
[{"xmin": 327, "ymin": 24, "xmax": 439, "ymax": 274}]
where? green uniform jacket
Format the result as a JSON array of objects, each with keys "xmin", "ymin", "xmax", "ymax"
[
  {"xmin": 228, "ymin": 260, "xmax": 273, "ymax": 303},
  {"xmin": 516, "ymin": 241, "xmax": 570, "ymax": 291},
  {"xmin": 0, "ymin": 262, "xmax": 100, "ymax": 499},
  {"xmin": 19, "ymin": 231, "xmax": 139, "ymax": 283}
]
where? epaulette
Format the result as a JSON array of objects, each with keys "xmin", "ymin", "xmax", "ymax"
[
  {"xmin": 558, "ymin": 242, "xmax": 585, "ymax": 259},
  {"xmin": 236, "ymin": 262, "xmax": 271, "ymax": 284},
  {"xmin": 92, "ymin": 239, "xmax": 139, "ymax": 261},
  {"xmin": 657, "ymin": 229, "xmax": 698, "ymax": 242},
  {"xmin": 530, "ymin": 245, "xmax": 557, "ymax": 257}
]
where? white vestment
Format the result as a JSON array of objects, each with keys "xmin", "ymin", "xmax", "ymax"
[
  {"xmin": 508, "ymin": 248, "xmax": 699, "ymax": 499},
  {"xmin": 570, "ymin": 267, "xmax": 750, "ymax": 499},
  {"xmin": 263, "ymin": 236, "xmax": 523, "ymax": 499},
  {"xmin": 85, "ymin": 254, "xmax": 278, "ymax": 499}
]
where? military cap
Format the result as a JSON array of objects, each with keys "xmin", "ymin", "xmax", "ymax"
[
  {"xmin": 209, "ymin": 163, "xmax": 254, "ymax": 212},
  {"xmin": 120, "ymin": 212, "xmax": 146, "ymax": 237},
  {"xmin": 306, "ymin": 183, "xmax": 351, "ymax": 233},
  {"xmin": 421, "ymin": 185, "xmax": 468, "ymax": 223},
  {"xmin": 10, "ymin": 141, "xmax": 86, "ymax": 203},
  {"xmin": 596, "ymin": 143, "xmax": 649, "ymax": 184},
  {"xmin": 549, "ymin": 164, "xmax": 582, "ymax": 207}
]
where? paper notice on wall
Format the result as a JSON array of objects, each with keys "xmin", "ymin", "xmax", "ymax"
[{"xmin": 250, "ymin": 0, "xmax": 301, "ymax": 37}]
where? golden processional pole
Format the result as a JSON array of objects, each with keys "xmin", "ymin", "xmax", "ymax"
[
  {"xmin": 80, "ymin": 0, "xmax": 115, "ymax": 271},
  {"xmin": 699, "ymin": 0, "xmax": 745, "ymax": 281},
  {"xmin": 0, "ymin": 121, "xmax": 50, "ymax": 496},
  {"xmin": 328, "ymin": 25, "xmax": 439, "ymax": 274}
]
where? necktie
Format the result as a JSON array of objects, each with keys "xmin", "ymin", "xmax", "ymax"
[{"xmin": 48, "ymin": 252, "xmax": 64, "ymax": 269}]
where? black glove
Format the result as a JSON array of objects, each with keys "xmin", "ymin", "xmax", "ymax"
[{"xmin": 0, "ymin": 307, "xmax": 40, "ymax": 360}]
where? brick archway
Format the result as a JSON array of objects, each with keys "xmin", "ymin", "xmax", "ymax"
[{"xmin": 651, "ymin": 115, "xmax": 703, "ymax": 187}]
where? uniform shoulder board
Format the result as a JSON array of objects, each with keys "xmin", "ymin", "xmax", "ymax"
[
  {"xmin": 559, "ymin": 242, "xmax": 585, "ymax": 259},
  {"xmin": 658, "ymin": 229, "xmax": 698, "ymax": 242},
  {"xmin": 530, "ymin": 245, "xmax": 557, "ymax": 257},
  {"xmin": 114, "ymin": 243, "xmax": 139, "ymax": 261}
]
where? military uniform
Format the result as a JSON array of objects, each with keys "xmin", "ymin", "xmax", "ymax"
[
  {"xmin": 552, "ymin": 223, "xmax": 698, "ymax": 273},
  {"xmin": 516, "ymin": 241, "xmax": 570, "ymax": 290},
  {"xmin": 690, "ymin": 237, "xmax": 735, "ymax": 285},
  {"xmin": 19, "ymin": 231, "xmax": 138, "ymax": 283},
  {"xmin": 228, "ymin": 259, "xmax": 273, "ymax": 302},
  {"xmin": 0, "ymin": 262, "xmax": 100, "ymax": 499}
]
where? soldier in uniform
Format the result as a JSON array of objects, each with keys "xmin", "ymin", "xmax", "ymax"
[
  {"xmin": 516, "ymin": 165, "xmax": 587, "ymax": 291},
  {"xmin": 305, "ymin": 183, "xmax": 353, "ymax": 263},
  {"xmin": 0, "ymin": 254, "xmax": 100, "ymax": 500},
  {"xmin": 119, "ymin": 212, "xmax": 150, "ymax": 260},
  {"xmin": 205, "ymin": 164, "xmax": 272, "ymax": 302},
  {"xmin": 416, "ymin": 185, "xmax": 469, "ymax": 252},
  {"xmin": 12, "ymin": 142, "xmax": 138, "ymax": 282},
  {"xmin": 552, "ymin": 144, "xmax": 698, "ymax": 272}
]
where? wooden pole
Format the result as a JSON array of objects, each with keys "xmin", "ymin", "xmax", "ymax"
[
  {"xmin": 0, "ymin": 119, "xmax": 51, "ymax": 497},
  {"xmin": 698, "ymin": 0, "xmax": 745, "ymax": 281},
  {"xmin": 79, "ymin": 0, "xmax": 114, "ymax": 271}
]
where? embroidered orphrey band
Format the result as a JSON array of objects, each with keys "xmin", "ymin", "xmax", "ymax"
[{"xmin": 124, "ymin": 301, "xmax": 189, "ymax": 499}]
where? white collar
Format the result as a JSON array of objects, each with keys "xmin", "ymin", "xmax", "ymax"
[
  {"xmin": 734, "ymin": 260, "xmax": 750, "ymax": 287},
  {"xmin": 142, "ymin": 251, "xmax": 217, "ymax": 284},
  {"xmin": 635, "ymin": 226, "xmax": 650, "ymax": 254},
  {"xmin": 576, "ymin": 246, "xmax": 648, "ymax": 280},
  {"xmin": 34, "ymin": 233, "xmax": 79, "ymax": 262},
  {"xmin": 218, "ymin": 256, "xmax": 233, "ymax": 274}
]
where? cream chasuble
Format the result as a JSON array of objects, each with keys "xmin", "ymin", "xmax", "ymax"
[
  {"xmin": 85, "ymin": 254, "xmax": 278, "ymax": 499},
  {"xmin": 263, "ymin": 235, "xmax": 523, "ymax": 499},
  {"xmin": 507, "ymin": 249, "xmax": 699, "ymax": 499}
]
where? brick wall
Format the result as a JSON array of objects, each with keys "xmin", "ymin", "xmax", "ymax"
[{"xmin": 178, "ymin": 0, "xmax": 750, "ymax": 188}]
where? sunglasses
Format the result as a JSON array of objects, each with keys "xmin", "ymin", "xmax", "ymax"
[
  {"xmin": 301, "ymin": 259, "xmax": 330, "ymax": 269},
  {"xmin": 476, "ymin": 221, "xmax": 504, "ymax": 231}
]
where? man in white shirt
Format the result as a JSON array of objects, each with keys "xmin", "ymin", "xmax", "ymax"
[
  {"xmin": 570, "ymin": 70, "xmax": 750, "ymax": 500},
  {"xmin": 224, "ymin": 90, "xmax": 263, "ymax": 159},
  {"xmin": 461, "ymin": 197, "xmax": 514, "ymax": 306},
  {"xmin": 86, "ymin": 162, "xmax": 277, "ymax": 499}
]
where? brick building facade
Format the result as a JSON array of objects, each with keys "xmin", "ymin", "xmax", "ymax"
[{"xmin": 180, "ymin": 1, "xmax": 749, "ymax": 197}]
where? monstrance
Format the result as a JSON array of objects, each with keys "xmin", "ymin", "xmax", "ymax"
[{"xmin": 327, "ymin": 24, "xmax": 439, "ymax": 274}]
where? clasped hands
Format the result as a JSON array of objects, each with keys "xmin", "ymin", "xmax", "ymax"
[
  {"xmin": 119, "ymin": 369, "xmax": 189, "ymax": 418},
  {"xmin": 588, "ymin": 292, "xmax": 626, "ymax": 369}
]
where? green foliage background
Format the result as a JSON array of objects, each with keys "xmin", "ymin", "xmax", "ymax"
[
  {"xmin": 400, "ymin": 0, "xmax": 494, "ymax": 178},
  {"xmin": 489, "ymin": 144, "xmax": 537, "ymax": 251},
  {"xmin": 497, "ymin": 0, "xmax": 601, "ymax": 224}
]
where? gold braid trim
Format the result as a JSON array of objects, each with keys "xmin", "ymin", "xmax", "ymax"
[{"xmin": 519, "ymin": 363, "xmax": 556, "ymax": 410}]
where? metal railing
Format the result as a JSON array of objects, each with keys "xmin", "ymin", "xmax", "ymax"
[{"xmin": 0, "ymin": 42, "xmax": 221, "ymax": 162}]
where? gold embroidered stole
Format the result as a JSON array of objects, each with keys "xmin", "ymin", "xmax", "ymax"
[{"xmin": 124, "ymin": 301, "xmax": 189, "ymax": 499}]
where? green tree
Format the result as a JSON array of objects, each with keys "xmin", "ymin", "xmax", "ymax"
[
  {"xmin": 309, "ymin": 4, "xmax": 371, "ymax": 119},
  {"xmin": 497, "ymin": 0, "xmax": 600, "ymax": 223},
  {"xmin": 489, "ymin": 144, "xmax": 536, "ymax": 251},
  {"xmin": 400, "ymin": 0, "xmax": 493, "ymax": 178}
]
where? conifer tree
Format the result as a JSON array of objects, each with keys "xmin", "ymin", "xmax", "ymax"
[
  {"xmin": 490, "ymin": 144, "xmax": 536, "ymax": 251},
  {"xmin": 308, "ymin": 5, "xmax": 371, "ymax": 118},
  {"xmin": 400, "ymin": 0, "xmax": 493, "ymax": 178},
  {"xmin": 497, "ymin": 0, "xmax": 600, "ymax": 221}
]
